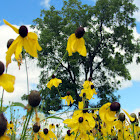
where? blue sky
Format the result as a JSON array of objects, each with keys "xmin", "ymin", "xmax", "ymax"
[{"xmin": 0, "ymin": 0, "xmax": 140, "ymax": 117}]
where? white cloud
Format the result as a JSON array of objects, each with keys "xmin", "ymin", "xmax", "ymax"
[
  {"xmin": 134, "ymin": 0, "xmax": 140, "ymax": 22},
  {"xmin": 0, "ymin": 24, "xmax": 42, "ymax": 106},
  {"xmin": 40, "ymin": 0, "xmax": 51, "ymax": 8}
]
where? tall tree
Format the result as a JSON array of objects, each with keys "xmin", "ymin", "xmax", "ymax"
[{"xmin": 31, "ymin": 0, "xmax": 139, "ymax": 114}]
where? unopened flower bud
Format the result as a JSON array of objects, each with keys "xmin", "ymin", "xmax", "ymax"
[
  {"xmin": 118, "ymin": 113, "xmax": 125, "ymax": 122},
  {"xmin": 0, "ymin": 61, "xmax": 5, "ymax": 75},
  {"xmin": 130, "ymin": 113, "xmax": 137, "ymax": 123},
  {"xmin": 33, "ymin": 123, "xmax": 40, "ymax": 133},
  {"xmin": 0, "ymin": 113, "xmax": 7, "ymax": 136},
  {"xmin": 28, "ymin": 90, "xmax": 41, "ymax": 107},
  {"xmin": 7, "ymin": 39, "xmax": 14, "ymax": 49}
]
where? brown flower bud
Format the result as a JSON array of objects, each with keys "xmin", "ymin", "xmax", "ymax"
[
  {"xmin": 0, "ymin": 61, "xmax": 5, "ymax": 75},
  {"xmin": 33, "ymin": 123, "xmax": 40, "ymax": 133},
  {"xmin": 118, "ymin": 113, "xmax": 125, "ymax": 122},
  {"xmin": 0, "ymin": 113, "xmax": 7, "ymax": 136},
  {"xmin": 28, "ymin": 90, "xmax": 41, "ymax": 107},
  {"xmin": 7, "ymin": 39, "xmax": 14, "ymax": 49}
]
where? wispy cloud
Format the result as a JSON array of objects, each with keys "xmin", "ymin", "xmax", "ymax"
[{"xmin": 40, "ymin": 0, "xmax": 51, "ymax": 9}]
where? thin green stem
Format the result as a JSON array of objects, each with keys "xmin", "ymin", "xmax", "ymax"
[
  {"xmin": 40, "ymin": 107, "xmax": 100, "ymax": 122},
  {"xmin": 57, "ymin": 87, "xmax": 61, "ymax": 99},
  {"xmin": 20, "ymin": 111, "xmax": 30, "ymax": 139},
  {"xmin": 45, "ymin": 51, "xmax": 68, "ymax": 85},
  {"xmin": 25, "ymin": 54, "xmax": 29, "ymax": 95},
  {"xmin": 1, "ymin": 68, "xmax": 8, "ymax": 111},
  {"xmin": 132, "ymin": 123, "xmax": 136, "ymax": 140},
  {"xmin": 21, "ymin": 108, "xmax": 33, "ymax": 140}
]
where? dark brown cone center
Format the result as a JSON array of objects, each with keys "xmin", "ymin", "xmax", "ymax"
[{"xmin": 19, "ymin": 25, "xmax": 28, "ymax": 38}]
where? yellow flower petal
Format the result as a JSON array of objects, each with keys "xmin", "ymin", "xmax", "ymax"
[
  {"xmin": 0, "ymin": 135, "xmax": 10, "ymax": 140},
  {"xmin": 99, "ymin": 102, "xmax": 111, "ymax": 121},
  {"xmin": 0, "ymin": 74, "xmax": 15, "ymax": 93},
  {"xmin": 78, "ymin": 101, "xmax": 84, "ymax": 109},
  {"xmin": 23, "ymin": 37, "xmax": 38, "ymax": 58},
  {"xmin": 66, "ymin": 34, "xmax": 76, "ymax": 56},
  {"xmin": 3, "ymin": 19, "xmax": 19, "ymax": 34},
  {"xmin": 73, "ymin": 37, "xmax": 87, "ymax": 57},
  {"xmin": 15, "ymin": 37, "xmax": 23, "ymax": 61}
]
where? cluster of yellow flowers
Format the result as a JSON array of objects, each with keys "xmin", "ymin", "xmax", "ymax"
[{"xmin": 0, "ymin": 19, "xmax": 140, "ymax": 140}]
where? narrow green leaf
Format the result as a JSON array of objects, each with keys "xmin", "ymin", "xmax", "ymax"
[{"xmin": 11, "ymin": 102, "xmax": 25, "ymax": 108}]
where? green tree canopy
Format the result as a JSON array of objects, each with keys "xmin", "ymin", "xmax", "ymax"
[{"xmin": 31, "ymin": 0, "xmax": 139, "ymax": 114}]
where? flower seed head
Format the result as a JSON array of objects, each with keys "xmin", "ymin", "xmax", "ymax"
[
  {"xmin": 83, "ymin": 93, "xmax": 86, "ymax": 97},
  {"xmin": 7, "ymin": 39, "xmax": 14, "ymax": 49},
  {"xmin": 88, "ymin": 77, "xmax": 92, "ymax": 81},
  {"xmin": 118, "ymin": 113, "xmax": 125, "ymax": 122},
  {"xmin": 33, "ymin": 123, "xmax": 40, "ymax": 133},
  {"xmin": 43, "ymin": 128, "xmax": 48, "ymax": 135},
  {"xmin": 56, "ymin": 124, "xmax": 59, "ymax": 127},
  {"xmin": 19, "ymin": 25, "xmax": 28, "ymax": 38},
  {"xmin": 28, "ymin": 90, "xmax": 41, "ymax": 107},
  {"xmin": 52, "ymin": 74, "xmax": 55, "ymax": 79},
  {"xmin": 0, "ymin": 113, "xmax": 7, "ymax": 136},
  {"xmin": 67, "ymin": 91, "xmax": 70, "ymax": 96},
  {"xmin": 78, "ymin": 117, "xmax": 83, "ymax": 123},
  {"xmin": 75, "ymin": 27, "xmax": 85, "ymax": 38},
  {"xmin": 0, "ymin": 61, "xmax": 5, "ymax": 75},
  {"xmin": 91, "ymin": 85, "xmax": 94, "ymax": 89},
  {"xmin": 67, "ymin": 130, "xmax": 71, "ymax": 136},
  {"xmin": 110, "ymin": 102, "xmax": 120, "ymax": 111}
]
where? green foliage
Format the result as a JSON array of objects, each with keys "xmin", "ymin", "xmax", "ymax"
[{"xmin": 31, "ymin": 0, "xmax": 139, "ymax": 113}]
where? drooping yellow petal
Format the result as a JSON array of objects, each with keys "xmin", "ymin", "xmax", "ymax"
[
  {"xmin": 84, "ymin": 113, "xmax": 95, "ymax": 128},
  {"xmin": 99, "ymin": 102, "xmax": 111, "ymax": 121},
  {"xmin": 48, "ymin": 131, "xmax": 57, "ymax": 140},
  {"xmin": 23, "ymin": 37, "xmax": 38, "ymax": 58},
  {"xmin": 0, "ymin": 74, "xmax": 15, "ymax": 93},
  {"xmin": 73, "ymin": 37, "xmax": 87, "ymax": 57},
  {"xmin": 78, "ymin": 101, "xmax": 84, "ymax": 109},
  {"xmin": 122, "ymin": 109, "xmax": 135, "ymax": 122},
  {"xmin": 6, "ymin": 37, "xmax": 19, "ymax": 67},
  {"xmin": 14, "ymin": 37, "xmax": 23, "ymax": 61},
  {"xmin": 0, "ymin": 135, "xmax": 10, "ymax": 140},
  {"xmin": 105, "ymin": 109, "xmax": 116, "ymax": 122},
  {"xmin": 3, "ymin": 19, "xmax": 19, "ymax": 34},
  {"xmin": 53, "ymin": 78, "xmax": 62, "ymax": 87},
  {"xmin": 28, "ymin": 32, "xmax": 42, "ymax": 51},
  {"xmin": 47, "ymin": 80, "xmax": 53, "ymax": 89},
  {"xmin": 66, "ymin": 34, "xmax": 76, "ymax": 56}
]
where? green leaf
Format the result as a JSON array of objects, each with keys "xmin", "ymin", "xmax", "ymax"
[
  {"xmin": 2, "ymin": 106, "xmax": 9, "ymax": 112},
  {"xmin": 11, "ymin": 102, "xmax": 25, "ymax": 108},
  {"xmin": 47, "ymin": 116, "xmax": 64, "ymax": 121}
]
